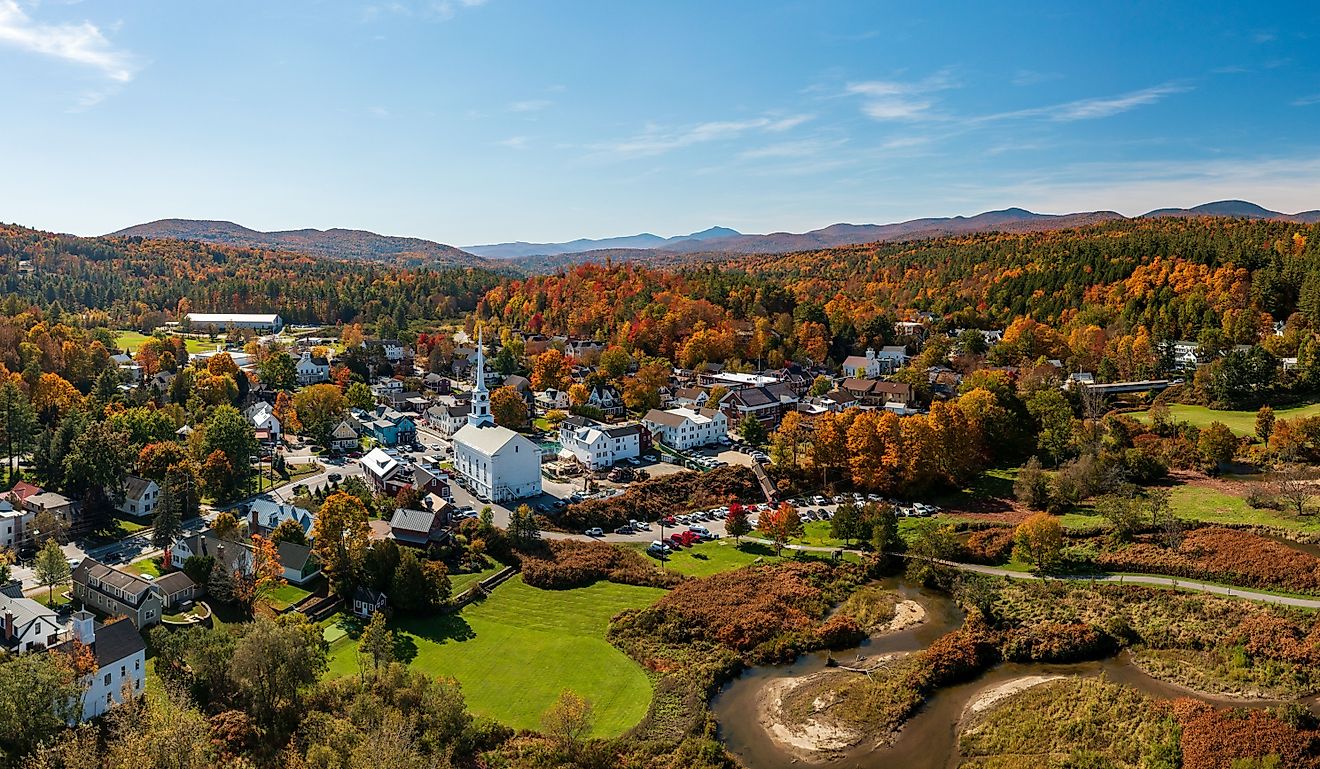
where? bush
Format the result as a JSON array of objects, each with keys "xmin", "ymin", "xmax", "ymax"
[
  {"xmin": 1093, "ymin": 527, "xmax": 1320, "ymax": 595},
  {"xmin": 558, "ymin": 465, "xmax": 761, "ymax": 530},
  {"xmin": 1001, "ymin": 622, "xmax": 1113, "ymax": 663},
  {"xmin": 518, "ymin": 540, "xmax": 683, "ymax": 590},
  {"xmin": 964, "ymin": 528, "xmax": 1015, "ymax": 565}
]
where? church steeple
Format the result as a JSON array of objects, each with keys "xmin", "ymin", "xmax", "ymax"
[{"xmin": 468, "ymin": 326, "xmax": 494, "ymax": 427}]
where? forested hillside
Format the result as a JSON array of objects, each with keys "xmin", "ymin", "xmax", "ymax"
[
  {"xmin": 483, "ymin": 217, "xmax": 1320, "ymax": 374},
  {"xmin": 0, "ymin": 223, "xmax": 507, "ymax": 329}
]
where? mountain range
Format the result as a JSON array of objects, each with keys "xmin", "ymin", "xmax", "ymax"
[
  {"xmin": 109, "ymin": 200, "xmax": 1320, "ymax": 271},
  {"xmin": 110, "ymin": 219, "xmax": 487, "ymax": 268}
]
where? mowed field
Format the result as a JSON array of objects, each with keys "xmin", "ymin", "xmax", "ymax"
[
  {"xmin": 325, "ymin": 576, "xmax": 666, "ymax": 736},
  {"xmin": 113, "ymin": 330, "xmax": 214, "ymax": 354},
  {"xmin": 1138, "ymin": 402, "xmax": 1320, "ymax": 436}
]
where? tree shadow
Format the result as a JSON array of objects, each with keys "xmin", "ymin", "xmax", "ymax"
[
  {"xmin": 392, "ymin": 632, "xmax": 419, "ymax": 664},
  {"xmin": 398, "ymin": 613, "xmax": 476, "ymax": 645},
  {"xmin": 737, "ymin": 542, "xmax": 777, "ymax": 558}
]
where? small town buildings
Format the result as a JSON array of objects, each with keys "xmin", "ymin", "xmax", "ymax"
[
  {"xmin": 295, "ymin": 351, "xmax": 331, "ymax": 385},
  {"xmin": 388, "ymin": 506, "xmax": 451, "ymax": 547},
  {"xmin": 72, "ymin": 559, "xmax": 163, "ymax": 630},
  {"xmin": 152, "ymin": 572, "xmax": 198, "ymax": 610},
  {"xmin": 426, "ymin": 401, "xmax": 471, "ymax": 437},
  {"xmin": 276, "ymin": 541, "xmax": 321, "ymax": 586},
  {"xmin": 363, "ymin": 339, "xmax": 407, "ymax": 362},
  {"xmin": 0, "ymin": 499, "xmax": 33, "ymax": 550},
  {"xmin": 354, "ymin": 405, "xmax": 417, "ymax": 447},
  {"xmin": 245, "ymin": 401, "xmax": 282, "ymax": 444},
  {"xmin": 501, "ymin": 374, "xmax": 535, "ymax": 409},
  {"xmin": 186, "ymin": 313, "xmax": 284, "ymax": 334},
  {"xmin": 248, "ymin": 498, "xmax": 315, "ymax": 540},
  {"xmin": 359, "ymin": 448, "xmax": 410, "ymax": 495},
  {"xmin": 23, "ymin": 491, "xmax": 79, "ymax": 534},
  {"xmin": 585, "ymin": 384, "xmax": 626, "ymax": 418},
  {"xmin": 352, "ymin": 586, "xmax": 388, "ymax": 618},
  {"xmin": 0, "ymin": 592, "xmax": 61, "ymax": 653},
  {"xmin": 697, "ymin": 371, "xmax": 780, "ymax": 390},
  {"xmin": 841, "ymin": 349, "xmax": 884, "ymax": 379},
  {"xmin": 718, "ymin": 382, "xmax": 800, "ymax": 429},
  {"xmin": 894, "ymin": 320, "xmax": 928, "ymax": 340},
  {"xmin": 329, "ymin": 419, "xmax": 361, "ymax": 453},
  {"xmin": 876, "ymin": 346, "xmax": 909, "ymax": 372},
  {"xmin": 671, "ymin": 386, "xmax": 710, "ymax": 409},
  {"xmin": 117, "ymin": 476, "xmax": 160, "ymax": 520},
  {"xmin": 840, "ymin": 378, "xmax": 916, "ymax": 409},
  {"xmin": 58, "ymin": 612, "xmax": 146, "ymax": 722},
  {"xmin": 557, "ymin": 416, "xmax": 647, "ymax": 470},
  {"xmin": 642, "ymin": 407, "xmax": 728, "ymax": 451},
  {"xmin": 535, "ymin": 388, "xmax": 571, "ymax": 412},
  {"xmin": 410, "ymin": 463, "xmax": 452, "ymax": 499},
  {"xmin": 452, "ymin": 333, "xmax": 543, "ymax": 502}
]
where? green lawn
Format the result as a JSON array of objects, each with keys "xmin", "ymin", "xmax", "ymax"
[
  {"xmin": 449, "ymin": 564, "xmax": 502, "ymax": 595},
  {"xmin": 125, "ymin": 557, "xmax": 165, "ymax": 578},
  {"xmin": 268, "ymin": 583, "xmax": 313, "ymax": 611},
  {"xmin": 113, "ymin": 331, "xmax": 214, "ymax": 355},
  {"xmin": 1137, "ymin": 402, "xmax": 1320, "ymax": 436},
  {"xmin": 325, "ymin": 576, "xmax": 665, "ymax": 737},
  {"xmin": 1168, "ymin": 483, "xmax": 1320, "ymax": 532}
]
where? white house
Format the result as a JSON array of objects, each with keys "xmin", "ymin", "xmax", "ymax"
[
  {"xmin": 425, "ymin": 401, "xmax": 471, "ymax": 437},
  {"xmin": 875, "ymin": 346, "xmax": 909, "ymax": 371},
  {"xmin": 61, "ymin": 612, "xmax": 146, "ymax": 722},
  {"xmin": 557, "ymin": 416, "xmax": 645, "ymax": 470},
  {"xmin": 359, "ymin": 447, "xmax": 409, "ymax": 494},
  {"xmin": 585, "ymin": 384, "xmax": 626, "ymax": 418},
  {"xmin": 329, "ymin": 419, "xmax": 360, "ymax": 453},
  {"xmin": 0, "ymin": 500, "xmax": 33, "ymax": 550},
  {"xmin": 248, "ymin": 498, "xmax": 315, "ymax": 540},
  {"xmin": 535, "ymin": 389, "xmax": 571, "ymax": 412},
  {"xmin": 0, "ymin": 592, "xmax": 61, "ymax": 654},
  {"xmin": 841, "ymin": 349, "xmax": 883, "ymax": 379},
  {"xmin": 245, "ymin": 401, "xmax": 282, "ymax": 443},
  {"xmin": 452, "ymin": 332, "xmax": 542, "ymax": 502},
  {"xmin": 642, "ymin": 407, "xmax": 728, "ymax": 451},
  {"xmin": 117, "ymin": 476, "xmax": 160, "ymax": 520},
  {"xmin": 295, "ymin": 351, "xmax": 330, "ymax": 385}
]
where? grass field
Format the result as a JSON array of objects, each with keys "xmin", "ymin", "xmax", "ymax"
[
  {"xmin": 1138, "ymin": 402, "xmax": 1320, "ymax": 436},
  {"xmin": 113, "ymin": 331, "xmax": 214, "ymax": 355},
  {"xmin": 1056, "ymin": 482, "xmax": 1320, "ymax": 533},
  {"xmin": 449, "ymin": 563, "xmax": 502, "ymax": 595},
  {"xmin": 268, "ymin": 583, "xmax": 313, "ymax": 611},
  {"xmin": 325, "ymin": 576, "xmax": 665, "ymax": 736},
  {"xmin": 125, "ymin": 557, "xmax": 165, "ymax": 578}
]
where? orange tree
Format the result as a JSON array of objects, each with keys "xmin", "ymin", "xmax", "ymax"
[
  {"xmin": 757, "ymin": 502, "xmax": 803, "ymax": 557},
  {"xmin": 311, "ymin": 491, "xmax": 371, "ymax": 598}
]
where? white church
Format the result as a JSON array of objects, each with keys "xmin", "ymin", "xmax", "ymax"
[{"xmin": 452, "ymin": 331, "xmax": 543, "ymax": 502}]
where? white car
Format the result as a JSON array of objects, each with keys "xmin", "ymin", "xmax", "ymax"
[
  {"xmin": 585, "ymin": 527, "xmax": 604, "ymax": 537},
  {"xmin": 647, "ymin": 541, "xmax": 671, "ymax": 556}
]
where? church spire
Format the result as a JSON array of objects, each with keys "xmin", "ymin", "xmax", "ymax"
[{"xmin": 468, "ymin": 325, "xmax": 494, "ymax": 427}]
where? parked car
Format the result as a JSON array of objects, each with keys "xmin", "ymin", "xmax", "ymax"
[
  {"xmin": 585, "ymin": 527, "xmax": 604, "ymax": 537},
  {"xmin": 647, "ymin": 541, "xmax": 671, "ymax": 556},
  {"xmin": 615, "ymin": 525, "xmax": 635, "ymax": 535},
  {"xmin": 688, "ymin": 525, "xmax": 711, "ymax": 537},
  {"xmin": 630, "ymin": 519, "xmax": 650, "ymax": 531},
  {"xmin": 327, "ymin": 472, "xmax": 343, "ymax": 482}
]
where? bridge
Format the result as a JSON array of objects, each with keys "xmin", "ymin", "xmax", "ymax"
[{"xmin": 1080, "ymin": 379, "xmax": 1178, "ymax": 395}]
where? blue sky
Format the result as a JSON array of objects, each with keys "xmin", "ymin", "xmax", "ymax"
[{"xmin": 2, "ymin": 0, "xmax": 1319, "ymax": 245}]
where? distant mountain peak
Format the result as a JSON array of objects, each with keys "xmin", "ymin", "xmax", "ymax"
[
  {"xmin": 463, "ymin": 226, "xmax": 743, "ymax": 259},
  {"xmin": 110, "ymin": 218, "xmax": 486, "ymax": 267}
]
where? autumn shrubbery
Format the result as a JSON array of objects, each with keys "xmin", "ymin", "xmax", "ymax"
[
  {"xmin": 1094, "ymin": 527, "xmax": 1320, "ymax": 595},
  {"xmin": 962, "ymin": 527, "xmax": 1015, "ymax": 565},
  {"xmin": 1000, "ymin": 621, "xmax": 1113, "ymax": 663},
  {"xmin": 517, "ymin": 540, "xmax": 683, "ymax": 590},
  {"xmin": 1174, "ymin": 699, "xmax": 1320, "ymax": 769},
  {"xmin": 557, "ymin": 465, "xmax": 760, "ymax": 530}
]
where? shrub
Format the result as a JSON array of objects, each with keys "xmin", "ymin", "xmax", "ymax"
[
  {"xmin": 1001, "ymin": 622, "xmax": 1113, "ymax": 663},
  {"xmin": 1174, "ymin": 699, "xmax": 1320, "ymax": 769},
  {"xmin": 558, "ymin": 465, "xmax": 760, "ymax": 530},
  {"xmin": 518, "ymin": 540, "xmax": 683, "ymax": 590},
  {"xmin": 964, "ymin": 527, "xmax": 1015, "ymax": 565},
  {"xmin": 1094, "ymin": 527, "xmax": 1320, "ymax": 595}
]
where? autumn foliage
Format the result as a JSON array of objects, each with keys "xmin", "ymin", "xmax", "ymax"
[
  {"xmin": 1094, "ymin": 527, "xmax": 1320, "ymax": 595},
  {"xmin": 518, "ymin": 540, "xmax": 682, "ymax": 590}
]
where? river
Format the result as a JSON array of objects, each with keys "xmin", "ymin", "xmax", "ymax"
[{"xmin": 710, "ymin": 576, "xmax": 1316, "ymax": 769}]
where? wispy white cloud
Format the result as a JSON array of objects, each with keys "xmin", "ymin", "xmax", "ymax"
[
  {"xmin": 508, "ymin": 98, "xmax": 552, "ymax": 112},
  {"xmin": 1048, "ymin": 83, "xmax": 1190, "ymax": 121},
  {"xmin": 0, "ymin": 0, "xmax": 137, "ymax": 82},
  {"xmin": 496, "ymin": 136, "xmax": 529, "ymax": 150},
  {"xmin": 1011, "ymin": 69, "xmax": 1062, "ymax": 87},
  {"xmin": 362, "ymin": 0, "xmax": 488, "ymax": 23},
  {"xmin": 594, "ymin": 114, "xmax": 814, "ymax": 158},
  {"xmin": 844, "ymin": 71, "xmax": 957, "ymax": 121},
  {"xmin": 1291, "ymin": 93, "xmax": 1320, "ymax": 107}
]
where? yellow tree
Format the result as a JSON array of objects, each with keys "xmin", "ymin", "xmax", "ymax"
[
  {"xmin": 1013, "ymin": 512, "xmax": 1063, "ymax": 573},
  {"xmin": 490, "ymin": 385, "xmax": 529, "ymax": 429},
  {"xmin": 312, "ymin": 492, "xmax": 370, "ymax": 597},
  {"xmin": 31, "ymin": 373, "xmax": 82, "ymax": 418},
  {"xmin": 233, "ymin": 534, "xmax": 287, "ymax": 616},
  {"xmin": 530, "ymin": 349, "xmax": 571, "ymax": 391}
]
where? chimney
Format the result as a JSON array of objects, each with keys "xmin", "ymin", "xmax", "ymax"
[
  {"xmin": 3, "ymin": 611, "xmax": 13, "ymax": 641},
  {"xmin": 71, "ymin": 610, "xmax": 95, "ymax": 645}
]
